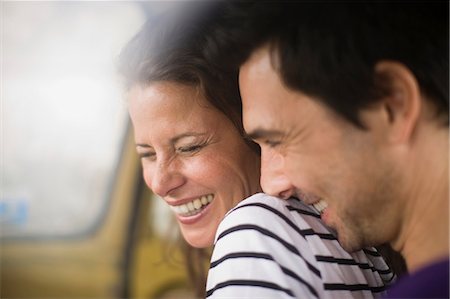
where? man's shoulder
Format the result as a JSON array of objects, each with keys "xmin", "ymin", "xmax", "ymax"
[{"xmin": 384, "ymin": 258, "xmax": 449, "ymax": 298}]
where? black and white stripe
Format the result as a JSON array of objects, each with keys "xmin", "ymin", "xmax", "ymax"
[
  {"xmin": 206, "ymin": 279, "xmax": 295, "ymax": 298},
  {"xmin": 210, "ymin": 251, "xmax": 320, "ymax": 298},
  {"xmin": 206, "ymin": 193, "xmax": 394, "ymax": 298}
]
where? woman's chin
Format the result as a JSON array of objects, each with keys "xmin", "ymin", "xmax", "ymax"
[
  {"xmin": 184, "ymin": 236, "xmax": 212, "ymax": 248},
  {"xmin": 180, "ymin": 227, "xmax": 215, "ymax": 248}
]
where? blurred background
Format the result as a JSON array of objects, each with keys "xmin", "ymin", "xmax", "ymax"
[{"xmin": 1, "ymin": 2, "xmax": 197, "ymax": 298}]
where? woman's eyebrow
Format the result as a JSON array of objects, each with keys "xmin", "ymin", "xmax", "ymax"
[
  {"xmin": 136, "ymin": 143, "xmax": 151, "ymax": 148},
  {"xmin": 170, "ymin": 132, "xmax": 206, "ymax": 144},
  {"xmin": 135, "ymin": 132, "xmax": 207, "ymax": 148}
]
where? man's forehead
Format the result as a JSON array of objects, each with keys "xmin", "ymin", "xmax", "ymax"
[
  {"xmin": 241, "ymin": 101, "xmax": 287, "ymax": 139},
  {"xmin": 240, "ymin": 44, "xmax": 274, "ymax": 80},
  {"xmin": 239, "ymin": 47, "xmax": 282, "ymax": 109}
]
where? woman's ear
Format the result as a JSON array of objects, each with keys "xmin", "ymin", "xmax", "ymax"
[{"xmin": 374, "ymin": 60, "xmax": 421, "ymax": 144}]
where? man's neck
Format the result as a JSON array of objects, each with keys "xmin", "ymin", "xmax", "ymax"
[{"xmin": 393, "ymin": 131, "xmax": 449, "ymax": 273}]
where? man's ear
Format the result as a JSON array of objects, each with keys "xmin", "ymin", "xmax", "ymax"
[{"xmin": 374, "ymin": 60, "xmax": 421, "ymax": 144}]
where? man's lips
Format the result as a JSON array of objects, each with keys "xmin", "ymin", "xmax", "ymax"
[
  {"xmin": 312, "ymin": 199, "xmax": 328, "ymax": 214},
  {"xmin": 296, "ymin": 190, "xmax": 323, "ymax": 205}
]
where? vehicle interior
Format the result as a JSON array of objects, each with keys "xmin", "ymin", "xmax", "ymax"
[{"xmin": 1, "ymin": 2, "xmax": 202, "ymax": 298}]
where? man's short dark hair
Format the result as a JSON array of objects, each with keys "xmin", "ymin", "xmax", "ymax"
[{"xmin": 204, "ymin": 1, "xmax": 449, "ymax": 127}]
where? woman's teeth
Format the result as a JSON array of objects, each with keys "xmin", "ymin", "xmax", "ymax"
[
  {"xmin": 170, "ymin": 194, "xmax": 214, "ymax": 217},
  {"xmin": 313, "ymin": 199, "xmax": 328, "ymax": 214}
]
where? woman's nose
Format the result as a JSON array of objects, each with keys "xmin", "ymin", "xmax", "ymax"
[
  {"xmin": 145, "ymin": 159, "xmax": 185, "ymax": 197},
  {"xmin": 260, "ymin": 149, "xmax": 295, "ymax": 200}
]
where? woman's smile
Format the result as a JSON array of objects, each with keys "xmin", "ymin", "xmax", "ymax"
[{"xmin": 168, "ymin": 194, "xmax": 215, "ymax": 224}]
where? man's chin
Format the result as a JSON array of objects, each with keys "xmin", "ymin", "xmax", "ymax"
[
  {"xmin": 339, "ymin": 241, "xmax": 360, "ymax": 253},
  {"xmin": 336, "ymin": 230, "xmax": 364, "ymax": 253}
]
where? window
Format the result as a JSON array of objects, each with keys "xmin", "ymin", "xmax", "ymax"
[{"xmin": 1, "ymin": 1, "xmax": 146, "ymax": 238}]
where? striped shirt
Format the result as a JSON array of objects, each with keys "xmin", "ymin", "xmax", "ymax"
[{"xmin": 206, "ymin": 193, "xmax": 394, "ymax": 298}]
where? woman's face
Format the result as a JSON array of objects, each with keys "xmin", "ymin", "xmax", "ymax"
[{"xmin": 128, "ymin": 82, "xmax": 261, "ymax": 248}]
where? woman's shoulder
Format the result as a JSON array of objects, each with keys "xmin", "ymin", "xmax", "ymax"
[
  {"xmin": 209, "ymin": 194, "xmax": 326, "ymax": 299},
  {"xmin": 233, "ymin": 192, "xmax": 286, "ymax": 212},
  {"xmin": 230, "ymin": 192, "xmax": 318, "ymax": 212},
  {"xmin": 216, "ymin": 193, "xmax": 323, "ymax": 239},
  {"xmin": 222, "ymin": 193, "xmax": 292, "ymax": 224},
  {"xmin": 224, "ymin": 192, "xmax": 320, "ymax": 222},
  {"xmin": 213, "ymin": 192, "xmax": 323, "ymax": 266}
]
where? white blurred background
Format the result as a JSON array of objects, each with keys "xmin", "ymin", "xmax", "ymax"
[{"xmin": 1, "ymin": 1, "xmax": 145, "ymax": 238}]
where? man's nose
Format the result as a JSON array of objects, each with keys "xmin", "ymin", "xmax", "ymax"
[{"xmin": 260, "ymin": 149, "xmax": 295, "ymax": 199}]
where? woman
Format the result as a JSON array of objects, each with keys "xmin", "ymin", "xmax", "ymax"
[{"xmin": 119, "ymin": 3, "xmax": 396, "ymax": 298}]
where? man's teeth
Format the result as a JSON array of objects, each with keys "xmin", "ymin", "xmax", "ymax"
[
  {"xmin": 170, "ymin": 194, "xmax": 214, "ymax": 216},
  {"xmin": 313, "ymin": 199, "xmax": 328, "ymax": 213}
]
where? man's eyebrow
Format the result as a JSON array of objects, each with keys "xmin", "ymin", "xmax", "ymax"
[{"xmin": 246, "ymin": 128, "xmax": 283, "ymax": 140}]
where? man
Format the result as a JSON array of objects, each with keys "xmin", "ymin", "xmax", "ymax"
[{"xmin": 207, "ymin": 2, "xmax": 449, "ymax": 297}]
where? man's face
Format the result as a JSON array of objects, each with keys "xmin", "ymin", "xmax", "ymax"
[{"xmin": 239, "ymin": 45, "xmax": 401, "ymax": 251}]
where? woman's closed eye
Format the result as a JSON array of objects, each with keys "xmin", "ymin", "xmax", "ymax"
[
  {"xmin": 177, "ymin": 143, "xmax": 206, "ymax": 154},
  {"xmin": 138, "ymin": 151, "xmax": 156, "ymax": 160}
]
